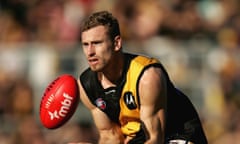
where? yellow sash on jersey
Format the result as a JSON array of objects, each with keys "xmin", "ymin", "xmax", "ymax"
[{"xmin": 119, "ymin": 55, "xmax": 159, "ymax": 136}]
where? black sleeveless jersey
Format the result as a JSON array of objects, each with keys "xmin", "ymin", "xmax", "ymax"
[{"xmin": 79, "ymin": 53, "xmax": 208, "ymax": 144}]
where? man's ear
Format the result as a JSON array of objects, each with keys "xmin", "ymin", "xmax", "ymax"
[{"xmin": 114, "ymin": 35, "xmax": 122, "ymax": 51}]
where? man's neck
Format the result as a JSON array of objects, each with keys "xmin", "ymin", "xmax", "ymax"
[{"xmin": 98, "ymin": 53, "xmax": 124, "ymax": 88}]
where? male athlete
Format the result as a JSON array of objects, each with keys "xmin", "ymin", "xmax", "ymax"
[{"xmin": 76, "ymin": 11, "xmax": 207, "ymax": 144}]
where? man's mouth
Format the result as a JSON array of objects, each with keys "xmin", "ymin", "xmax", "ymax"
[{"xmin": 88, "ymin": 58, "xmax": 98, "ymax": 65}]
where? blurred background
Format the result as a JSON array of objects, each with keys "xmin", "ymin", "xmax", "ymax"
[{"xmin": 0, "ymin": 0, "xmax": 239, "ymax": 143}]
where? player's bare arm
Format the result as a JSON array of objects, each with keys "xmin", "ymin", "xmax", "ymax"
[
  {"xmin": 77, "ymin": 79, "xmax": 124, "ymax": 144},
  {"xmin": 91, "ymin": 108, "xmax": 124, "ymax": 144},
  {"xmin": 138, "ymin": 67, "xmax": 167, "ymax": 144}
]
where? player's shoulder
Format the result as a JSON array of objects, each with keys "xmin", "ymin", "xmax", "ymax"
[
  {"xmin": 80, "ymin": 67, "xmax": 92, "ymax": 76},
  {"xmin": 125, "ymin": 53, "xmax": 159, "ymax": 69},
  {"xmin": 127, "ymin": 53, "xmax": 159, "ymax": 64},
  {"xmin": 140, "ymin": 66, "xmax": 164, "ymax": 83},
  {"xmin": 80, "ymin": 67, "xmax": 93, "ymax": 81}
]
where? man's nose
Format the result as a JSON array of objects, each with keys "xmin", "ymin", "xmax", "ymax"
[{"xmin": 86, "ymin": 44, "xmax": 95, "ymax": 56}]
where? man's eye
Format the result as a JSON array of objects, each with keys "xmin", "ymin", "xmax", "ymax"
[
  {"xmin": 93, "ymin": 41, "xmax": 101, "ymax": 45},
  {"xmin": 82, "ymin": 43, "xmax": 88, "ymax": 46}
]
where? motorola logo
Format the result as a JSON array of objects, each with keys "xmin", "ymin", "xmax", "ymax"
[{"xmin": 124, "ymin": 92, "xmax": 137, "ymax": 110}]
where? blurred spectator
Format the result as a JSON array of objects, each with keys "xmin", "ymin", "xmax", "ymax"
[
  {"xmin": 10, "ymin": 78, "xmax": 34, "ymax": 120},
  {"xmin": 12, "ymin": 116, "xmax": 47, "ymax": 144},
  {"xmin": 26, "ymin": 0, "xmax": 95, "ymax": 47},
  {"xmin": 0, "ymin": 132, "xmax": 13, "ymax": 144},
  {"xmin": 1, "ymin": 76, "xmax": 34, "ymax": 129},
  {"xmin": 0, "ymin": 70, "xmax": 15, "ymax": 116},
  {"xmin": 198, "ymin": 0, "xmax": 240, "ymax": 43},
  {"xmin": 212, "ymin": 100, "xmax": 240, "ymax": 144},
  {"xmin": 45, "ymin": 122, "xmax": 98, "ymax": 144},
  {"xmin": 211, "ymin": 56, "xmax": 240, "ymax": 144},
  {"xmin": 111, "ymin": 0, "xmax": 164, "ymax": 41},
  {"xmin": 204, "ymin": 33, "xmax": 240, "ymax": 142},
  {"xmin": 0, "ymin": 75, "xmax": 41, "ymax": 143},
  {"xmin": 26, "ymin": 0, "xmax": 65, "ymax": 43},
  {"xmin": 128, "ymin": 0, "xmax": 164, "ymax": 41},
  {"xmin": 0, "ymin": 12, "xmax": 29, "ymax": 44},
  {"xmin": 110, "ymin": 0, "xmax": 137, "ymax": 40},
  {"xmin": 159, "ymin": 0, "xmax": 204, "ymax": 38}
]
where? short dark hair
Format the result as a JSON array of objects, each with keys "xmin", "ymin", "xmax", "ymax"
[{"xmin": 80, "ymin": 11, "xmax": 121, "ymax": 41}]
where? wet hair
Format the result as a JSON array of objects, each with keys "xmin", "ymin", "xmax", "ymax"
[{"xmin": 80, "ymin": 11, "xmax": 121, "ymax": 41}]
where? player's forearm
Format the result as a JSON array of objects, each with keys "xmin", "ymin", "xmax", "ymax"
[
  {"xmin": 141, "ymin": 116, "xmax": 165, "ymax": 144},
  {"xmin": 98, "ymin": 135, "xmax": 123, "ymax": 144},
  {"xmin": 98, "ymin": 129, "xmax": 124, "ymax": 144}
]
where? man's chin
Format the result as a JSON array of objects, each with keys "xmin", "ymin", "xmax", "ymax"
[{"xmin": 90, "ymin": 67, "xmax": 101, "ymax": 72}]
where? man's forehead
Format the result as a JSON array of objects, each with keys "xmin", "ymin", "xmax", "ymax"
[
  {"xmin": 83, "ymin": 25, "xmax": 107, "ymax": 35},
  {"xmin": 83, "ymin": 25, "xmax": 107, "ymax": 34}
]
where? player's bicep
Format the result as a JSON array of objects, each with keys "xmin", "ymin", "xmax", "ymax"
[
  {"xmin": 138, "ymin": 67, "xmax": 167, "ymax": 143},
  {"xmin": 139, "ymin": 67, "xmax": 167, "ymax": 115},
  {"xmin": 77, "ymin": 79, "xmax": 114, "ymax": 131},
  {"xmin": 77, "ymin": 80, "xmax": 123, "ymax": 143}
]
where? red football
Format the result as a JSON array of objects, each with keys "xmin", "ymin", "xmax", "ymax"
[{"xmin": 39, "ymin": 74, "xmax": 79, "ymax": 129}]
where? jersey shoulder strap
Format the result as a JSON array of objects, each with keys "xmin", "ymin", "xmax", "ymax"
[
  {"xmin": 79, "ymin": 68, "xmax": 98, "ymax": 103},
  {"xmin": 119, "ymin": 55, "xmax": 160, "ymax": 135},
  {"xmin": 121, "ymin": 55, "xmax": 160, "ymax": 107}
]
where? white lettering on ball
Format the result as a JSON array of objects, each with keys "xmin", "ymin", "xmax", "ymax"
[
  {"xmin": 48, "ymin": 93, "xmax": 74, "ymax": 120},
  {"xmin": 45, "ymin": 94, "xmax": 55, "ymax": 109}
]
